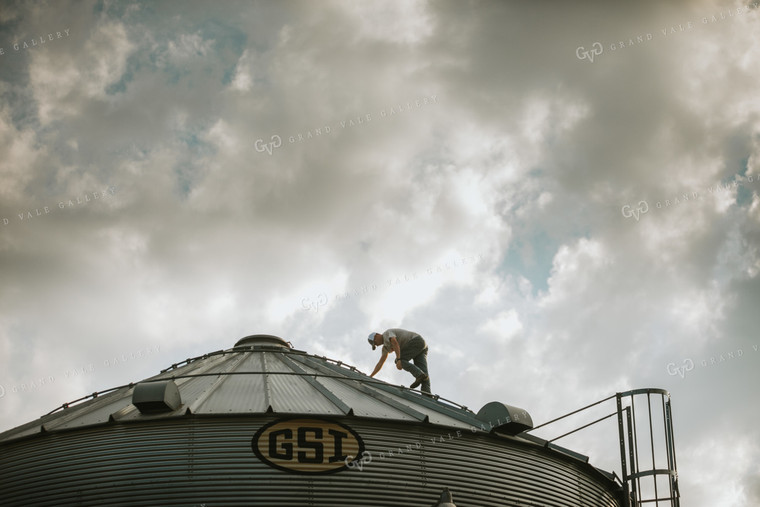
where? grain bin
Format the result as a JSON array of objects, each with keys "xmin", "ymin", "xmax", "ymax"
[{"xmin": 0, "ymin": 334, "xmax": 643, "ymax": 506}]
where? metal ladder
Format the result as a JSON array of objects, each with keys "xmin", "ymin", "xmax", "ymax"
[
  {"xmin": 616, "ymin": 389, "xmax": 680, "ymax": 507},
  {"xmin": 525, "ymin": 388, "xmax": 680, "ymax": 507}
]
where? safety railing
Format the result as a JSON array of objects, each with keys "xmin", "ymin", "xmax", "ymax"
[{"xmin": 525, "ymin": 388, "xmax": 680, "ymax": 507}]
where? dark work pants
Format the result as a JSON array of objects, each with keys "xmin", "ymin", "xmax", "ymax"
[{"xmin": 399, "ymin": 336, "xmax": 431, "ymax": 393}]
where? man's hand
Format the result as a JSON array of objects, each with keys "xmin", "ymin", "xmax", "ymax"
[
  {"xmin": 395, "ymin": 357, "xmax": 403, "ymax": 370},
  {"xmin": 370, "ymin": 350, "xmax": 388, "ymax": 378}
]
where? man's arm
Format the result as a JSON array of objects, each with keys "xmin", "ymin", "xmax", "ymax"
[
  {"xmin": 390, "ymin": 336, "xmax": 401, "ymax": 359},
  {"xmin": 389, "ymin": 336, "xmax": 402, "ymax": 369},
  {"xmin": 370, "ymin": 350, "xmax": 388, "ymax": 377}
]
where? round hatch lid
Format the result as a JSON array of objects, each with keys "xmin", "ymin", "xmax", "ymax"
[{"xmin": 234, "ymin": 334, "xmax": 291, "ymax": 348}]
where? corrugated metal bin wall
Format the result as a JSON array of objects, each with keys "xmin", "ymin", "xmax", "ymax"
[{"xmin": 0, "ymin": 416, "xmax": 623, "ymax": 507}]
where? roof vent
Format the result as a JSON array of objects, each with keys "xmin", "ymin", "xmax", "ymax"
[
  {"xmin": 132, "ymin": 380, "xmax": 182, "ymax": 414},
  {"xmin": 234, "ymin": 334, "xmax": 291, "ymax": 349},
  {"xmin": 476, "ymin": 402, "xmax": 533, "ymax": 435}
]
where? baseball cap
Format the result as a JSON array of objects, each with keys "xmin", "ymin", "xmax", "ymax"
[{"xmin": 367, "ymin": 332, "xmax": 377, "ymax": 350}]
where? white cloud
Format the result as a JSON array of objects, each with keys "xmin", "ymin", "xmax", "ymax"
[
  {"xmin": 338, "ymin": 0, "xmax": 434, "ymax": 45},
  {"xmin": 540, "ymin": 238, "xmax": 611, "ymax": 308},
  {"xmin": 479, "ymin": 308, "xmax": 523, "ymax": 343},
  {"xmin": 166, "ymin": 32, "xmax": 213, "ymax": 61},
  {"xmin": 29, "ymin": 21, "xmax": 135, "ymax": 124},
  {"xmin": 683, "ymin": 432, "xmax": 760, "ymax": 506},
  {"xmin": 2, "ymin": 2, "xmax": 760, "ymax": 506},
  {"xmin": 229, "ymin": 49, "xmax": 255, "ymax": 92}
]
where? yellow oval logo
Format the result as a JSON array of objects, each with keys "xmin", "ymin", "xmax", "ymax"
[{"xmin": 251, "ymin": 418, "xmax": 365, "ymax": 474}]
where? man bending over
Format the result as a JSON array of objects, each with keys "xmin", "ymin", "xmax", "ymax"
[{"xmin": 367, "ymin": 328, "xmax": 430, "ymax": 394}]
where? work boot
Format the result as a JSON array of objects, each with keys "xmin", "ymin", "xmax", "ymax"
[{"xmin": 410, "ymin": 373, "xmax": 429, "ymax": 389}]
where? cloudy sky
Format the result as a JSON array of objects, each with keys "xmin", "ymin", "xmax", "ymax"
[{"xmin": 1, "ymin": 0, "xmax": 759, "ymax": 504}]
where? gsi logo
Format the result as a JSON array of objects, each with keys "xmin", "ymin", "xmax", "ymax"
[{"xmin": 252, "ymin": 418, "xmax": 365, "ymax": 474}]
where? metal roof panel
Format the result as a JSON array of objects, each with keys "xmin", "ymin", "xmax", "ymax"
[{"xmin": 0, "ymin": 336, "xmax": 509, "ymax": 443}]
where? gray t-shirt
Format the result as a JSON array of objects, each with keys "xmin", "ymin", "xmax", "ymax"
[{"xmin": 381, "ymin": 328, "xmax": 421, "ymax": 353}]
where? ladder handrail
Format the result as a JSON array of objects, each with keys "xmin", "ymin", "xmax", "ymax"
[{"xmin": 526, "ymin": 388, "xmax": 679, "ymax": 507}]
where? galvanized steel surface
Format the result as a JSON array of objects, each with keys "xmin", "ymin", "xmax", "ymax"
[
  {"xmin": 0, "ymin": 340, "xmax": 623, "ymax": 506},
  {"xmin": 0, "ymin": 416, "xmax": 623, "ymax": 507},
  {"xmin": 0, "ymin": 346, "xmax": 484, "ymax": 444}
]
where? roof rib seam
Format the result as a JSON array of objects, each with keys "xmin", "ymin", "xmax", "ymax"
[
  {"xmin": 187, "ymin": 353, "xmax": 249, "ymax": 413},
  {"xmin": 293, "ymin": 354, "xmax": 483, "ymax": 427},
  {"xmin": 276, "ymin": 354, "xmax": 352, "ymax": 415},
  {"xmin": 289, "ymin": 354, "xmax": 429, "ymax": 422}
]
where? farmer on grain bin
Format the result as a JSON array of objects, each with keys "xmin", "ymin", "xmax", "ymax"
[{"xmin": 368, "ymin": 328, "xmax": 430, "ymax": 393}]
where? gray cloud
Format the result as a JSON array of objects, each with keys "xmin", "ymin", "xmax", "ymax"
[{"xmin": 1, "ymin": 0, "xmax": 759, "ymax": 504}]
